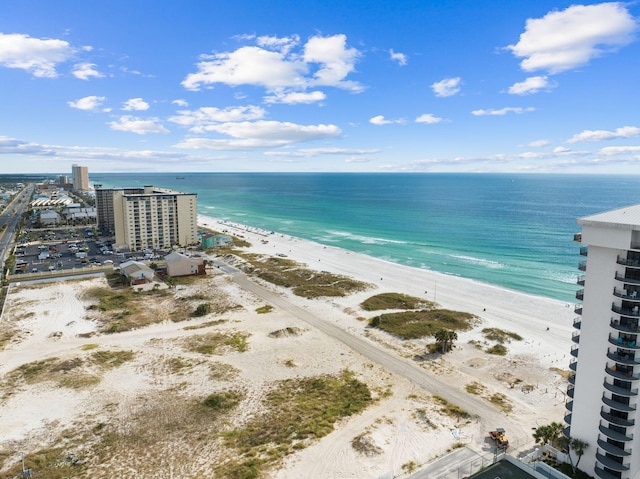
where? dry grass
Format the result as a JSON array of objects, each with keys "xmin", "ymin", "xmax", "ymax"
[
  {"xmin": 360, "ymin": 292, "xmax": 433, "ymax": 311},
  {"xmin": 369, "ymin": 309, "xmax": 477, "ymax": 340},
  {"xmin": 181, "ymin": 331, "xmax": 250, "ymax": 355}
]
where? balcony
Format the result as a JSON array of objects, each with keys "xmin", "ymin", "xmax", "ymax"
[
  {"xmin": 580, "ymin": 246, "xmax": 588, "ymax": 256},
  {"xmin": 617, "ymin": 256, "xmax": 640, "ymax": 268},
  {"xmin": 614, "ymin": 287, "xmax": 640, "ymax": 301},
  {"xmin": 566, "ymin": 400, "xmax": 573, "ymax": 412},
  {"xmin": 576, "ymin": 289, "xmax": 584, "ymax": 301},
  {"xmin": 601, "ymin": 410, "xmax": 635, "ymax": 427},
  {"xmin": 564, "ymin": 413, "xmax": 572, "ymax": 425},
  {"xmin": 612, "ymin": 303, "xmax": 640, "ymax": 318},
  {"xmin": 572, "ymin": 331, "xmax": 580, "ymax": 344},
  {"xmin": 602, "ymin": 394, "xmax": 636, "ymax": 412},
  {"xmin": 577, "ymin": 275, "xmax": 585, "ymax": 286},
  {"xmin": 596, "ymin": 452, "xmax": 630, "ymax": 472},
  {"xmin": 605, "ymin": 366, "xmax": 640, "ymax": 381},
  {"xmin": 595, "ymin": 466, "xmax": 627, "ymax": 479},
  {"xmin": 568, "ymin": 373, "xmax": 576, "ymax": 385},
  {"xmin": 607, "ymin": 351, "xmax": 640, "ymax": 366},
  {"xmin": 578, "ymin": 261, "xmax": 587, "ymax": 271},
  {"xmin": 615, "ymin": 273, "xmax": 640, "ymax": 285},
  {"xmin": 599, "ymin": 423, "xmax": 633, "ymax": 441},
  {"xmin": 597, "ymin": 438, "xmax": 631, "ymax": 457},
  {"xmin": 574, "ymin": 232, "xmax": 582, "ymax": 242},
  {"xmin": 567, "ymin": 385, "xmax": 575, "ymax": 398},
  {"xmin": 603, "ymin": 379, "xmax": 638, "ymax": 397},
  {"xmin": 608, "ymin": 334, "xmax": 640, "ymax": 350},
  {"xmin": 571, "ymin": 344, "xmax": 579, "ymax": 358},
  {"xmin": 610, "ymin": 318, "xmax": 640, "ymax": 334},
  {"xmin": 573, "ymin": 317, "xmax": 582, "ymax": 329},
  {"xmin": 569, "ymin": 360, "xmax": 577, "ymax": 372},
  {"xmin": 575, "ymin": 304, "xmax": 583, "ymax": 315}
]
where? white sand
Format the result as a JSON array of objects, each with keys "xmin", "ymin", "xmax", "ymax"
[{"xmin": 0, "ymin": 215, "xmax": 575, "ymax": 478}]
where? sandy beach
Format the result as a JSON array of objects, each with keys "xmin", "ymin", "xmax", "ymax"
[{"xmin": 0, "ymin": 214, "xmax": 574, "ymax": 478}]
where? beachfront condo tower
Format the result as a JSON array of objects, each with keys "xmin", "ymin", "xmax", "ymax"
[
  {"xmin": 94, "ymin": 185, "xmax": 198, "ymax": 251},
  {"xmin": 71, "ymin": 164, "xmax": 89, "ymax": 191},
  {"xmin": 569, "ymin": 204, "xmax": 640, "ymax": 479}
]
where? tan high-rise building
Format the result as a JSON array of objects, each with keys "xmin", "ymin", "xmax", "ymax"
[
  {"xmin": 95, "ymin": 185, "xmax": 198, "ymax": 251},
  {"xmin": 569, "ymin": 204, "xmax": 640, "ymax": 479},
  {"xmin": 71, "ymin": 164, "xmax": 89, "ymax": 191}
]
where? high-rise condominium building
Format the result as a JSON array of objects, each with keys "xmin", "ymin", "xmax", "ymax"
[
  {"xmin": 71, "ymin": 164, "xmax": 89, "ymax": 191},
  {"xmin": 94, "ymin": 185, "xmax": 198, "ymax": 251},
  {"xmin": 569, "ymin": 204, "xmax": 640, "ymax": 479}
]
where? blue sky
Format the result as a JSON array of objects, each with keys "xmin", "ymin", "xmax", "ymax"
[{"xmin": 1, "ymin": 1, "xmax": 639, "ymax": 174}]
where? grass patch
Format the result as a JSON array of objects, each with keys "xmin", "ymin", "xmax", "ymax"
[
  {"xmin": 234, "ymin": 253, "xmax": 370, "ymax": 298},
  {"xmin": 360, "ymin": 293, "xmax": 433, "ymax": 311},
  {"xmin": 81, "ymin": 343, "xmax": 100, "ymax": 351},
  {"xmin": 221, "ymin": 370, "xmax": 372, "ymax": 476},
  {"xmin": 182, "ymin": 319, "xmax": 228, "ymax": 330},
  {"xmin": 369, "ymin": 309, "xmax": 477, "ymax": 340},
  {"xmin": 255, "ymin": 305, "xmax": 274, "ymax": 314},
  {"xmin": 182, "ymin": 331, "xmax": 250, "ymax": 355},
  {"xmin": 1, "ymin": 446, "xmax": 85, "ymax": 479},
  {"xmin": 465, "ymin": 381, "xmax": 487, "ymax": 395},
  {"xmin": 209, "ymin": 362, "xmax": 241, "ymax": 381},
  {"xmin": 432, "ymin": 395, "xmax": 470, "ymax": 419},
  {"xmin": 488, "ymin": 393, "xmax": 513, "ymax": 413},
  {"xmin": 486, "ymin": 343, "xmax": 508, "ymax": 356},
  {"xmin": 482, "ymin": 328, "xmax": 523, "ymax": 343},
  {"xmin": 89, "ymin": 350, "xmax": 135, "ymax": 369},
  {"xmin": 352, "ymin": 433, "xmax": 383, "ymax": 456}
]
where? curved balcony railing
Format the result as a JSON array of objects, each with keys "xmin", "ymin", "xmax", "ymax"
[
  {"xmin": 570, "ymin": 360, "xmax": 577, "ymax": 372},
  {"xmin": 571, "ymin": 345, "xmax": 579, "ymax": 358},
  {"xmin": 607, "ymin": 351, "xmax": 640, "ymax": 366},
  {"xmin": 602, "ymin": 393, "xmax": 636, "ymax": 412},
  {"xmin": 568, "ymin": 373, "xmax": 576, "ymax": 385},
  {"xmin": 601, "ymin": 410, "xmax": 635, "ymax": 427},
  {"xmin": 608, "ymin": 334, "xmax": 640, "ymax": 350},
  {"xmin": 614, "ymin": 287, "xmax": 640, "ymax": 301},
  {"xmin": 576, "ymin": 289, "xmax": 584, "ymax": 300},
  {"xmin": 573, "ymin": 317, "xmax": 582, "ymax": 329},
  {"xmin": 564, "ymin": 413, "xmax": 572, "ymax": 425},
  {"xmin": 616, "ymin": 273, "xmax": 640, "ymax": 285},
  {"xmin": 605, "ymin": 366, "xmax": 640, "ymax": 381},
  {"xmin": 563, "ymin": 425, "xmax": 571, "ymax": 438},
  {"xmin": 578, "ymin": 261, "xmax": 587, "ymax": 271},
  {"xmin": 595, "ymin": 465, "xmax": 627, "ymax": 479},
  {"xmin": 567, "ymin": 385, "xmax": 575, "ymax": 398},
  {"xmin": 596, "ymin": 452, "xmax": 630, "ymax": 472},
  {"xmin": 572, "ymin": 332, "xmax": 580, "ymax": 344},
  {"xmin": 577, "ymin": 275, "xmax": 585, "ymax": 286},
  {"xmin": 612, "ymin": 303, "xmax": 640, "ymax": 318},
  {"xmin": 575, "ymin": 304, "xmax": 583, "ymax": 315},
  {"xmin": 580, "ymin": 246, "xmax": 588, "ymax": 256},
  {"xmin": 566, "ymin": 400, "xmax": 573, "ymax": 412},
  {"xmin": 574, "ymin": 232, "xmax": 582, "ymax": 243},
  {"xmin": 610, "ymin": 319, "xmax": 640, "ymax": 334},
  {"xmin": 597, "ymin": 437, "xmax": 631, "ymax": 457},
  {"xmin": 599, "ymin": 423, "xmax": 633, "ymax": 441},
  {"xmin": 618, "ymin": 256, "xmax": 640, "ymax": 268},
  {"xmin": 603, "ymin": 379, "xmax": 638, "ymax": 397}
]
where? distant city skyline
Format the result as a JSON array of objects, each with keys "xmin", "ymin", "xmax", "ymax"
[{"xmin": 1, "ymin": 1, "xmax": 639, "ymax": 174}]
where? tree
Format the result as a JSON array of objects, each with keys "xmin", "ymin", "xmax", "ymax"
[
  {"xmin": 569, "ymin": 438, "xmax": 589, "ymax": 474},
  {"xmin": 434, "ymin": 329, "xmax": 458, "ymax": 353},
  {"xmin": 533, "ymin": 422, "xmax": 564, "ymax": 447}
]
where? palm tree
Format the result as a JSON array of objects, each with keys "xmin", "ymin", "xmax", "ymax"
[
  {"xmin": 434, "ymin": 329, "xmax": 458, "ymax": 353},
  {"xmin": 533, "ymin": 422, "xmax": 564, "ymax": 447},
  {"xmin": 570, "ymin": 438, "xmax": 589, "ymax": 473}
]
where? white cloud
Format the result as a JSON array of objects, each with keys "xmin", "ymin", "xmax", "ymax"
[
  {"xmin": 508, "ymin": 76, "xmax": 552, "ymax": 95},
  {"xmin": 472, "ymin": 107, "xmax": 535, "ymax": 116},
  {"xmin": 389, "ymin": 49, "xmax": 407, "ymax": 66},
  {"xmin": 264, "ymin": 90, "xmax": 326, "ymax": 104},
  {"xmin": 72, "ymin": 62, "xmax": 103, "ymax": 80},
  {"xmin": 68, "ymin": 95, "xmax": 106, "ymax": 111},
  {"xmin": 507, "ymin": 3, "xmax": 637, "ymax": 74},
  {"xmin": 172, "ymin": 99, "xmax": 188, "ymax": 107},
  {"xmin": 567, "ymin": 126, "xmax": 640, "ymax": 143},
  {"xmin": 256, "ymin": 34, "xmax": 300, "ymax": 54},
  {"xmin": 431, "ymin": 77, "xmax": 461, "ymax": 97},
  {"xmin": 369, "ymin": 115, "xmax": 405, "ymax": 126},
  {"xmin": 415, "ymin": 113, "xmax": 443, "ymax": 124},
  {"xmin": 528, "ymin": 139, "xmax": 550, "ymax": 147},
  {"xmin": 109, "ymin": 116, "xmax": 169, "ymax": 134},
  {"xmin": 122, "ymin": 98, "xmax": 150, "ymax": 111},
  {"xmin": 265, "ymin": 147, "xmax": 379, "ymax": 158},
  {"xmin": 0, "ymin": 32, "xmax": 76, "ymax": 78},
  {"xmin": 182, "ymin": 34, "xmax": 362, "ymax": 94},
  {"xmin": 600, "ymin": 146, "xmax": 640, "ymax": 155},
  {"xmin": 169, "ymin": 105, "xmax": 266, "ymax": 128}
]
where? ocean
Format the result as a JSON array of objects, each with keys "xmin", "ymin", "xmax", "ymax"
[{"xmin": 92, "ymin": 173, "xmax": 640, "ymax": 302}]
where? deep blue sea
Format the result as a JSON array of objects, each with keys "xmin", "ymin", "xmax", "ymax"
[{"xmin": 92, "ymin": 173, "xmax": 640, "ymax": 302}]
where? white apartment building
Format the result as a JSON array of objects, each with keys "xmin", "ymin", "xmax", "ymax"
[
  {"xmin": 71, "ymin": 164, "xmax": 89, "ymax": 191},
  {"xmin": 95, "ymin": 185, "xmax": 197, "ymax": 251},
  {"xmin": 569, "ymin": 204, "xmax": 640, "ymax": 479}
]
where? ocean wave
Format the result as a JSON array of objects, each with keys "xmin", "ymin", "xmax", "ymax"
[
  {"xmin": 326, "ymin": 230, "xmax": 408, "ymax": 245},
  {"xmin": 449, "ymin": 254, "xmax": 505, "ymax": 269}
]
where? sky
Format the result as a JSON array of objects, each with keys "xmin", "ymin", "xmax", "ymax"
[{"xmin": 1, "ymin": 0, "xmax": 639, "ymax": 174}]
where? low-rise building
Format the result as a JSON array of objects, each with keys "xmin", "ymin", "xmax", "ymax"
[{"xmin": 165, "ymin": 251, "xmax": 205, "ymax": 277}]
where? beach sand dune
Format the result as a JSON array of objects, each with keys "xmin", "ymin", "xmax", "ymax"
[{"xmin": 0, "ymin": 216, "xmax": 573, "ymax": 478}]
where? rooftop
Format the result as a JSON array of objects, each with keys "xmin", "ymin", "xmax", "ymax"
[{"xmin": 577, "ymin": 203, "xmax": 640, "ymax": 230}]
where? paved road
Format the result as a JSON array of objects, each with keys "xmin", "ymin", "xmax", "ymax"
[{"xmin": 230, "ymin": 271, "xmax": 522, "ymax": 438}]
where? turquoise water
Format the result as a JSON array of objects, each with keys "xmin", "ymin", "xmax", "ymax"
[{"xmin": 93, "ymin": 173, "xmax": 640, "ymax": 302}]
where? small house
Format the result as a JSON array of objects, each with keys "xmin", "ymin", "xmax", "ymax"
[
  {"xmin": 165, "ymin": 251, "xmax": 205, "ymax": 277},
  {"xmin": 120, "ymin": 260, "xmax": 156, "ymax": 285},
  {"xmin": 201, "ymin": 234, "xmax": 232, "ymax": 248}
]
